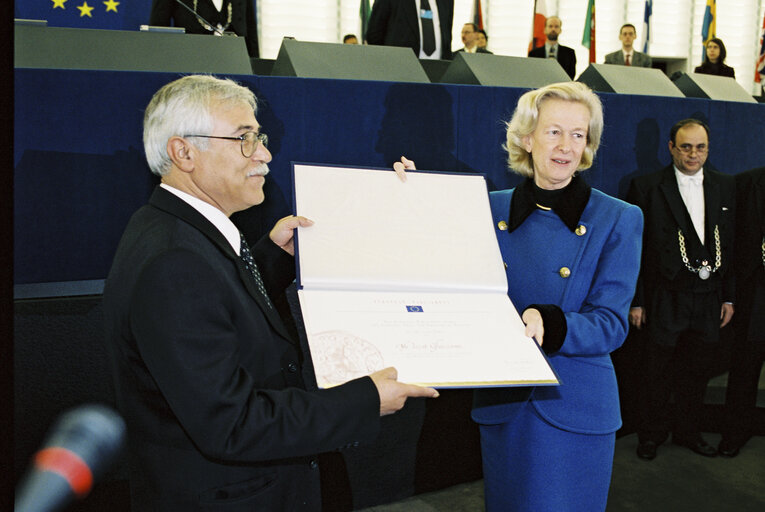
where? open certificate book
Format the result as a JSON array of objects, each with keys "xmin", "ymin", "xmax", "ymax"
[{"xmin": 293, "ymin": 164, "xmax": 559, "ymax": 389}]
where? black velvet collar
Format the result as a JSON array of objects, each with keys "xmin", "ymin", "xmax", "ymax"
[{"xmin": 507, "ymin": 175, "xmax": 592, "ymax": 233}]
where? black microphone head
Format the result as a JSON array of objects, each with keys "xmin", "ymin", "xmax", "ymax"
[
  {"xmin": 41, "ymin": 404, "xmax": 126, "ymax": 477},
  {"xmin": 15, "ymin": 404, "xmax": 126, "ymax": 512}
]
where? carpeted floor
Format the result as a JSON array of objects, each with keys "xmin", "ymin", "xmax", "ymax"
[{"xmin": 358, "ymin": 433, "xmax": 765, "ymax": 511}]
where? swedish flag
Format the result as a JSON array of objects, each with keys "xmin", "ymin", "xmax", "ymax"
[{"xmin": 701, "ymin": 0, "xmax": 716, "ymax": 57}]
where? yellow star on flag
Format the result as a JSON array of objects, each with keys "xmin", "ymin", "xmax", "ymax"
[
  {"xmin": 77, "ymin": 1, "xmax": 94, "ymax": 17},
  {"xmin": 51, "ymin": 0, "xmax": 67, "ymax": 9},
  {"xmin": 103, "ymin": 0, "xmax": 119, "ymax": 12}
]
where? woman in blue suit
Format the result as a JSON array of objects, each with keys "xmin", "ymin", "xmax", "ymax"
[
  {"xmin": 395, "ymin": 82, "xmax": 642, "ymax": 510},
  {"xmin": 470, "ymin": 82, "xmax": 643, "ymax": 511}
]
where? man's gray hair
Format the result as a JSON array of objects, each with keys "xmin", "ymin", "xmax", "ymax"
[{"xmin": 143, "ymin": 75, "xmax": 257, "ymax": 176}]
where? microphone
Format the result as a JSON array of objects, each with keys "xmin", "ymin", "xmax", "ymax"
[
  {"xmin": 174, "ymin": 0, "xmax": 226, "ymax": 36},
  {"xmin": 15, "ymin": 404, "xmax": 126, "ymax": 512}
]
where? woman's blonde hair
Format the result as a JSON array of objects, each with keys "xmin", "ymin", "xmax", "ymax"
[{"xmin": 504, "ymin": 82, "xmax": 603, "ymax": 177}]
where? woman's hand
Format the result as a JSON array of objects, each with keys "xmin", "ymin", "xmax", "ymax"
[
  {"xmin": 521, "ymin": 308, "xmax": 545, "ymax": 346},
  {"xmin": 392, "ymin": 156, "xmax": 416, "ymax": 182}
]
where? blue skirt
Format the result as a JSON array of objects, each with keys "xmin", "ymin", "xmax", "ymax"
[{"xmin": 478, "ymin": 401, "xmax": 615, "ymax": 512}]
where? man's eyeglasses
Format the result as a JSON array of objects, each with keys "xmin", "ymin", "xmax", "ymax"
[
  {"xmin": 184, "ymin": 131, "xmax": 268, "ymax": 158},
  {"xmin": 674, "ymin": 143, "xmax": 708, "ymax": 155}
]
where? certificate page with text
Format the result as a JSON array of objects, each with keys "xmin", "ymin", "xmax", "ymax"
[{"xmin": 293, "ymin": 164, "xmax": 558, "ymax": 388}]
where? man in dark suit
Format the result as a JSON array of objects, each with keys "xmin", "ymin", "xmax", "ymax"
[
  {"xmin": 476, "ymin": 28, "xmax": 493, "ymax": 53},
  {"xmin": 103, "ymin": 75, "xmax": 438, "ymax": 511},
  {"xmin": 366, "ymin": 0, "xmax": 454, "ymax": 60},
  {"xmin": 627, "ymin": 118, "xmax": 735, "ymax": 460},
  {"xmin": 150, "ymin": 0, "xmax": 259, "ymax": 56},
  {"xmin": 718, "ymin": 166, "xmax": 765, "ymax": 457},
  {"xmin": 604, "ymin": 23, "xmax": 652, "ymax": 67},
  {"xmin": 527, "ymin": 15, "xmax": 577, "ymax": 79},
  {"xmin": 454, "ymin": 22, "xmax": 491, "ymax": 54}
]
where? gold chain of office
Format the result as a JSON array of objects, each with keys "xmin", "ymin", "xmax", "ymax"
[
  {"xmin": 678, "ymin": 225, "xmax": 721, "ymax": 280},
  {"xmin": 762, "ymin": 236, "xmax": 764, "ymax": 268},
  {"xmin": 193, "ymin": 0, "xmax": 232, "ymax": 33}
]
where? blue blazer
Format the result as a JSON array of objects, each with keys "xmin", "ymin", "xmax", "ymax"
[{"xmin": 472, "ymin": 188, "xmax": 643, "ymax": 434}]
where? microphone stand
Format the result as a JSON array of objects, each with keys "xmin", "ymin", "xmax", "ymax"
[{"xmin": 173, "ymin": 0, "xmax": 226, "ymax": 36}]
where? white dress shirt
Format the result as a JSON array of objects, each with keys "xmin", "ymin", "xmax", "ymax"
[
  {"xmin": 160, "ymin": 183, "xmax": 242, "ymax": 255},
  {"xmin": 675, "ymin": 167, "xmax": 705, "ymax": 245}
]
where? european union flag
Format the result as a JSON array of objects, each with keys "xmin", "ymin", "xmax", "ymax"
[
  {"xmin": 15, "ymin": 0, "xmax": 153, "ymax": 31},
  {"xmin": 406, "ymin": 305, "xmax": 424, "ymax": 313}
]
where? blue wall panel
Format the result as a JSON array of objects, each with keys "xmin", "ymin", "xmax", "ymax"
[{"xmin": 14, "ymin": 69, "xmax": 765, "ymax": 286}]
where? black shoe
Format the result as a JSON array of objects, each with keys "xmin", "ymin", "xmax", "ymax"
[
  {"xmin": 717, "ymin": 438, "xmax": 742, "ymax": 458},
  {"xmin": 636, "ymin": 440, "xmax": 658, "ymax": 460},
  {"xmin": 672, "ymin": 435, "xmax": 717, "ymax": 457}
]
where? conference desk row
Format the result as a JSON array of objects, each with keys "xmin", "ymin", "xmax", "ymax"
[{"xmin": 16, "ymin": 23, "xmax": 764, "ymax": 98}]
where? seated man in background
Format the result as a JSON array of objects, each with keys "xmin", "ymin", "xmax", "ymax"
[
  {"xmin": 605, "ymin": 23, "xmax": 652, "ymax": 67},
  {"xmin": 527, "ymin": 16, "xmax": 576, "ymax": 79},
  {"xmin": 476, "ymin": 28, "xmax": 493, "ymax": 53},
  {"xmin": 455, "ymin": 23, "xmax": 491, "ymax": 54}
]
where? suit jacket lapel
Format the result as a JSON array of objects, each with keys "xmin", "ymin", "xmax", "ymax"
[
  {"xmin": 659, "ymin": 166, "xmax": 694, "ymax": 237},
  {"xmin": 703, "ymin": 170, "xmax": 722, "ymax": 239},
  {"xmin": 436, "ymin": 0, "xmax": 452, "ymax": 24},
  {"xmin": 149, "ymin": 187, "xmax": 294, "ymax": 342},
  {"xmin": 404, "ymin": 0, "xmax": 420, "ymax": 36},
  {"xmin": 233, "ymin": 252, "xmax": 292, "ymax": 339}
]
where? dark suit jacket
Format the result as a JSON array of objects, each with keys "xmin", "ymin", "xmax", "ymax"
[
  {"xmin": 103, "ymin": 187, "xmax": 380, "ymax": 511},
  {"xmin": 604, "ymin": 49, "xmax": 652, "ymax": 67},
  {"xmin": 734, "ymin": 167, "xmax": 765, "ymax": 330},
  {"xmin": 366, "ymin": 0, "xmax": 454, "ymax": 60},
  {"xmin": 455, "ymin": 47, "xmax": 492, "ymax": 54},
  {"xmin": 626, "ymin": 165, "xmax": 736, "ymax": 344},
  {"xmin": 694, "ymin": 62, "xmax": 736, "ymax": 78},
  {"xmin": 528, "ymin": 44, "xmax": 576, "ymax": 79},
  {"xmin": 150, "ymin": 0, "xmax": 259, "ymax": 56}
]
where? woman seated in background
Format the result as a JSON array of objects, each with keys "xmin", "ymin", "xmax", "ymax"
[{"xmin": 694, "ymin": 38, "xmax": 735, "ymax": 78}]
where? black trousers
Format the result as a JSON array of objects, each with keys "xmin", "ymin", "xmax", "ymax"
[
  {"xmin": 638, "ymin": 333, "xmax": 721, "ymax": 442},
  {"xmin": 721, "ymin": 281, "xmax": 765, "ymax": 442},
  {"xmin": 638, "ymin": 288, "xmax": 723, "ymax": 442}
]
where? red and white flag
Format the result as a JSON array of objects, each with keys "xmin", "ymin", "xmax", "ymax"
[{"xmin": 529, "ymin": 0, "xmax": 548, "ymax": 52}]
